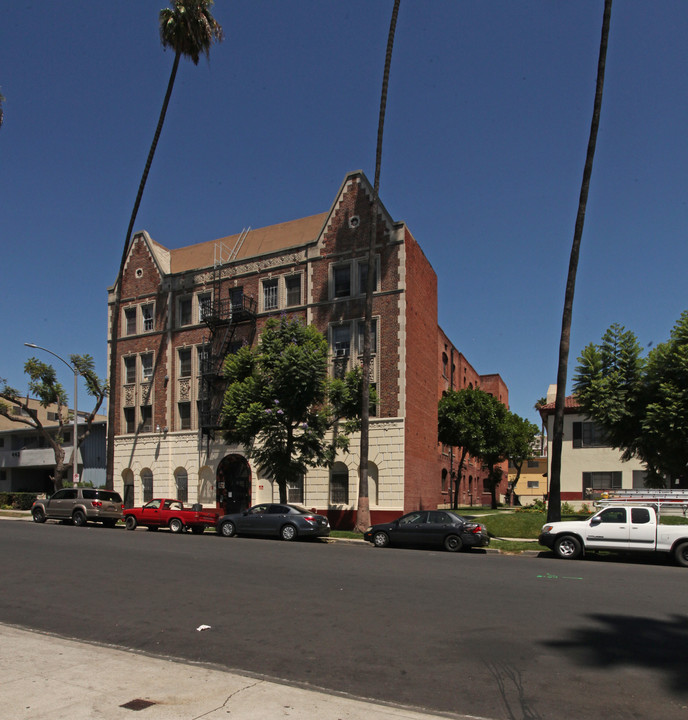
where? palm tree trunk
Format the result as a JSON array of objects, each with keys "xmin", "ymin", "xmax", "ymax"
[
  {"xmin": 356, "ymin": 0, "xmax": 401, "ymax": 532},
  {"xmin": 548, "ymin": 0, "xmax": 612, "ymax": 522},
  {"xmin": 106, "ymin": 52, "xmax": 182, "ymax": 489}
]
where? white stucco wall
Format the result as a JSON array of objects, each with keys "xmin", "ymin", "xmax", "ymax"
[{"xmin": 113, "ymin": 417, "xmax": 406, "ymax": 511}]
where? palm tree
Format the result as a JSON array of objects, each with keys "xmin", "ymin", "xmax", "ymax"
[
  {"xmin": 355, "ymin": 0, "xmax": 401, "ymax": 532},
  {"xmin": 106, "ymin": 1, "xmax": 223, "ymax": 488},
  {"xmin": 548, "ymin": 0, "xmax": 612, "ymax": 522}
]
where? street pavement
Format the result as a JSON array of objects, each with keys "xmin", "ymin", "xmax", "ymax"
[{"xmin": 0, "ymin": 512, "xmax": 489, "ymax": 720}]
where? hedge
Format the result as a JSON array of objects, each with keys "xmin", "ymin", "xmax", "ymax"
[{"xmin": 0, "ymin": 492, "xmax": 38, "ymax": 510}]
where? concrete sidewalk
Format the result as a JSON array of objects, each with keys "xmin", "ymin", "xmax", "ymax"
[{"xmin": 0, "ymin": 623, "xmax": 486, "ymax": 720}]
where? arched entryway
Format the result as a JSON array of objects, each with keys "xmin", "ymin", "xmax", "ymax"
[{"xmin": 216, "ymin": 455, "xmax": 251, "ymax": 514}]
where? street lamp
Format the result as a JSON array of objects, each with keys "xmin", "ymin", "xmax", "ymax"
[{"xmin": 24, "ymin": 343, "xmax": 79, "ymax": 488}]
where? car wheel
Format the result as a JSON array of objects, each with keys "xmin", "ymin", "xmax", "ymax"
[
  {"xmin": 72, "ymin": 510, "xmax": 87, "ymax": 527},
  {"xmin": 444, "ymin": 534, "xmax": 463, "ymax": 552},
  {"xmin": 673, "ymin": 541, "xmax": 688, "ymax": 568},
  {"xmin": 191, "ymin": 526, "xmax": 205, "ymax": 535},
  {"xmin": 125, "ymin": 515, "xmax": 137, "ymax": 531},
  {"xmin": 219, "ymin": 520, "xmax": 236, "ymax": 537},
  {"xmin": 554, "ymin": 535, "xmax": 582, "ymax": 560},
  {"xmin": 169, "ymin": 518, "xmax": 184, "ymax": 534},
  {"xmin": 32, "ymin": 508, "xmax": 46, "ymax": 524},
  {"xmin": 372, "ymin": 531, "xmax": 390, "ymax": 548},
  {"xmin": 280, "ymin": 524, "xmax": 297, "ymax": 541}
]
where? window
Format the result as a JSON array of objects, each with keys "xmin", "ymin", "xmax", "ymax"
[
  {"xmin": 230, "ymin": 287, "xmax": 244, "ymax": 313},
  {"xmin": 330, "ymin": 463, "xmax": 349, "ymax": 504},
  {"xmin": 442, "ymin": 353, "xmax": 449, "ymax": 379},
  {"xmin": 142, "ymin": 304, "xmax": 154, "ymax": 332},
  {"xmin": 263, "ymin": 278, "xmax": 278, "ymax": 311},
  {"xmin": 285, "ymin": 275, "xmax": 301, "ymax": 307},
  {"xmin": 124, "ymin": 408, "xmax": 135, "ymax": 434},
  {"xmin": 141, "ymin": 353, "xmax": 153, "ymax": 381},
  {"xmin": 140, "ymin": 405, "xmax": 152, "ymax": 433},
  {"xmin": 356, "ymin": 319, "xmax": 377, "ymax": 355},
  {"xmin": 582, "ymin": 471, "xmax": 622, "ymax": 492},
  {"xmin": 573, "ymin": 422, "xmax": 608, "ymax": 448},
  {"xmin": 198, "ymin": 292, "xmax": 212, "ymax": 322},
  {"xmin": 598, "ymin": 508, "xmax": 627, "ymax": 524},
  {"xmin": 332, "ymin": 324, "xmax": 351, "ymax": 356},
  {"xmin": 333, "ymin": 265, "xmax": 351, "ymax": 298},
  {"xmin": 287, "ymin": 475, "xmax": 304, "ymax": 504},
  {"xmin": 528, "ymin": 460, "xmax": 540, "ymax": 468},
  {"xmin": 178, "ymin": 348, "xmax": 191, "ymax": 378},
  {"xmin": 175, "ymin": 468, "xmax": 188, "ymax": 503},
  {"xmin": 178, "ymin": 297, "xmax": 192, "ymax": 326},
  {"xmin": 178, "ymin": 402, "xmax": 191, "ymax": 430},
  {"xmin": 197, "ymin": 346, "xmax": 209, "ymax": 375},
  {"xmin": 142, "ymin": 469, "xmax": 153, "ymax": 503},
  {"xmin": 124, "ymin": 356, "xmax": 136, "ymax": 384},
  {"xmin": 357, "ymin": 258, "xmax": 378, "ymax": 295},
  {"xmin": 124, "ymin": 307, "xmax": 137, "ymax": 335},
  {"xmin": 527, "ymin": 480, "xmax": 540, "ymax": 489},
  {"xmin": 632, "ymin": 507, "xmax": 651, "ymax": 524},
  {"xmin": 47, "ymin": 412, "xmax": 58, "ymax": 421}
]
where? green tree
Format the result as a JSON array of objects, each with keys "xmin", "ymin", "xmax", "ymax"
[
  {"xmin": 107, "ymin": 1, "xmax": 223, "ymax": 488},
  {"xmin": 220, "ymin": 317, "xmax": 367, "ymax": 503},
  {"xmin": 438, "ymin": 388, "xmax": 513, "ymax": 509},
  {"xmin": 574, "ymin": 311, "xmax": 688, "ymax": 487},
  {"xmin": 438, "ymin": 388, "xmax": 490, "ymax": 508},
  {"xmin": 504, "ymin": 414, "xmax": 540, "ymax": 506},
  {"xmin": 0, "ymin": 356, "xmax": 108, "ymax": 493},
  {"xmin": 549, "ymin": 0, "xmax": 612, "ymax": 522},
  {"xmin": 357, "ymin": 0, "xmax": 401, "ymax": 532}
]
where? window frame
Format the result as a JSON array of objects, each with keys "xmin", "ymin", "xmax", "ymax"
[
  {"xmin": 124, "ymin": 307, "xmax": 137, "ymax": 336},
  {"xmin": 285, "ymin": 274, "xmax": 302, "ymax": 307},
  {"xmin": 178, "ymin": 296, "xmax": 193, "ymax": 327},
  {"xmin": 141, "ymin": 303, "xmax": 155, "ymax": 333}
]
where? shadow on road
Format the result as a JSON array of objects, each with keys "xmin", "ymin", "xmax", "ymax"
[{"xmin": 542, "ymin": 613, "xmax": 688, "ymax": 695}]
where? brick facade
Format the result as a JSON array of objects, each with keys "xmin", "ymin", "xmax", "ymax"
[{"xmin": 108, "ymin": 171, "xmax": 508, "ymax": 526}]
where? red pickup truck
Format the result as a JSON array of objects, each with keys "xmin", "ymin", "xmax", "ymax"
[{"xmin": 124, "ymin": 499, "xmax": 220, "ymax": 534}]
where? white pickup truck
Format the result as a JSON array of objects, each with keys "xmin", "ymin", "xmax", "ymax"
[{"xmin": 538, "ymin": 504, "xmax": 688, "ymax": 567}]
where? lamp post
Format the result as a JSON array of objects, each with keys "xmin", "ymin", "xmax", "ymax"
[{"xmin": 24, "ymin": 343, "xmax": 79, "ymax": 488}]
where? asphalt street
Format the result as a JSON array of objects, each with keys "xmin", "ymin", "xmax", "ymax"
[{"xmin": 2, "ymin": 520, "xmax": 687, "ymax": 719}]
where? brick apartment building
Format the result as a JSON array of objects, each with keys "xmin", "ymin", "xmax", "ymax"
[{"xmin": 108, "ymin": 171, "xmax": 508, "ymax": 526}]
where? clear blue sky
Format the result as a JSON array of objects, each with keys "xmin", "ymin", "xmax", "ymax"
[{"xmin": 2, "ymin": 1, "xmax": 687, "ymax": 428}]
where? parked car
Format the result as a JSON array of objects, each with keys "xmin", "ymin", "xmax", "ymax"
[
  {"xmin": 124, "ymin": 499, "xmax": 220, "ymax": 534},
  {"xmin": 539, "ymin": 502, "xmax": 688, "ymax": 566},
  {"xmin": 216, "ymin": 503, "xmax": 330, "ymax": 541},
  {"xmin": 31, "ymin": 488, "xmax": 124, "ymax": 527},
  {"xmin": 364, "ymin": 510, "xmax": 490, "ymax": 552}
]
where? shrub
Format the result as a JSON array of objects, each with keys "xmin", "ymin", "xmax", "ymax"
[{"xmin": 0, "ymin": 493, "xmax": 38, "ymax": 510}]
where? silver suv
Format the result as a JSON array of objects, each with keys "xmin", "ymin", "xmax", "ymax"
[{"xmin": 32, "ymin": 488, "xmax": 124, "ymax": 527}]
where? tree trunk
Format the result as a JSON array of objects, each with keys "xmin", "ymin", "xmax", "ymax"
[
  {"xmin": 548, "ymin": 0, "xmax": 611, "ymax": 522},
  {"xmin": 356, "ymin": 0, "xmax": 400, "ymax": 532},
  {"xmin": 106, "ymin": 52, "xmax": 181, "ymax": 489}
]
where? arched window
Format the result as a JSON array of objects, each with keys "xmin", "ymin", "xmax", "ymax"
[
  {"xmin": 441, "ymin": 468, "xmax": 448, "ymax": 493},
  {"xmin": 367, "ymin": 462, "xmax": 379, "ymax": 505},
  {"xmin": 174, "ymin": 468, "xmax": 188, "ymax": 503},
  {"xmin": 330, "ymin": 462, "xmax": 349, "ymax": 504},
  {"xmin": 141, "ymin": 468, "xmax": 153, "ymax": 502},
  {"xmin": 198, "ymin": 466, "xmax": 215, "ymax": 504},
  {"xmin": 122, "ymin": 468, "xmax": 135, "ymax": 508},
  {"xmin": 287, "ymin": 474, "xmax": 304, "ymax": 504}
]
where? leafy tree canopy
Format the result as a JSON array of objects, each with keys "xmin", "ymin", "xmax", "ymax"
[
  {"xmin": 573, "ymin": 311, "xmax": 688, "ymax": 486},
  {"xmin": 220, "ymin": 317, "xmax": 370, "ymax": 502}
]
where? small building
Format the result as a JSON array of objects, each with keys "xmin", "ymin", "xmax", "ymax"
[
  {"xmin": 0, "ymin": 398, "xmax": 107, "ymax": 492},
  {"xmin": 108, "ymin": 171, "xmax": 508, "ymax": 524},
  {"xmin": 538, "ymin": 385, "xmax": 647, "ymax": 501}
]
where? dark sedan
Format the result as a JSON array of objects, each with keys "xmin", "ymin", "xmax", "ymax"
[
  {"xmin": 216, "ymin": 503, "xmax": 330, "ymax": 541},
  {"xmin": 364, "ymin": 510, "xmax": 490, "ymax": 552}
]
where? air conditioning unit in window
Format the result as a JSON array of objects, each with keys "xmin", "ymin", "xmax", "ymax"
[{"xmin": 333, "ymin": 344, "xmax": 349, "ymax": 358}]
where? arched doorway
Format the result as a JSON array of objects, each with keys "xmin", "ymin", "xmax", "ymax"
[{"xmin": 216, "ymin": 455, "xmax": 251, "ymax": 514}]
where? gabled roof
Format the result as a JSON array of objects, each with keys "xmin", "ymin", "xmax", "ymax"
[
  {"xmin": 169, "ymin": 213, "xmax": 328, "ymax": 274},
  {"xmin": 538, "ymin": 395, "xmax": 581, "ymax": 418}
]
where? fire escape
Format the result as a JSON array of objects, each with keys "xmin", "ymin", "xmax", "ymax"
[{"xmin": 199, "ymin": 231, "xmax": 256, "ymax": 439}]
